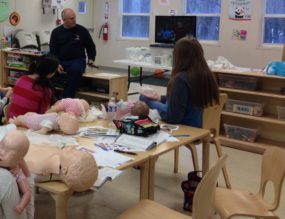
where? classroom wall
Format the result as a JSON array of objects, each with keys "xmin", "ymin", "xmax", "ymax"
[
  {"xmin": 0, "ymin": 0, "xmax": 283, "ymax": 69},
  {"xmin": 0, "ymin": 0, "xmax": 93, "ymax": 43},
  {"xmin": 94, "ymin": 0, "xmax": 283, "ymax": 69}
]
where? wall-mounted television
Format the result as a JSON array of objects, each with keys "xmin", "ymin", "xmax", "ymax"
[{"xmin": 155, "ymin": 16, "xmax": 197, "ymax": 44}]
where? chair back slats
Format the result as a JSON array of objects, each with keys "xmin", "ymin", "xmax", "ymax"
[
  {"xmin": 192, "ymin": 154, "xmax": 228, "ymax": 219},
  {"xmin": 258, "ymin": 147, "xmax": 285, "ymax": 210},
  {"xmin": 282, "ymin": 44, "xmax": 285, "ymax": 62},
  {"xmin": 202, "ymin": 93, "xmax": 227, "ymax": 137}
]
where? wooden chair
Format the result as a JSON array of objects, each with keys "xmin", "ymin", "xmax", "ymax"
[
  {"xmin": 282, "ymin": 44, "xmax": 285, "ymax": 62},
  {"xmin": 117, "ymin": 154, "xmax": 228, "ymax": 219},
  {"xmin": 174, "ymin": 93, "xmax": 231, "ymax": 188},
  {"xmin": 214, "ymin": 147, "xmax": 285, "ymax": 219},
  {"xmin": 2, "ymin": 102, "xmax": 10, "ymax": 124}
]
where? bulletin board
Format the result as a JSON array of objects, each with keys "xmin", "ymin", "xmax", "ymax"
[{"xmin": 0, "ymin": 0, "xmax": 9, "ymax": 22}]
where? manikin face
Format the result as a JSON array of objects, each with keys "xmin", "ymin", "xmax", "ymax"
[
  {"xmin": 0, "ymin": 141, "xmax": 19, "ymax": 168},
  {"xmin": 0, "ymin": 131, "xmax": 29, "ymax": 168}
]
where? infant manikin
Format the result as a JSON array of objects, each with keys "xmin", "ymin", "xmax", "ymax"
[
  {"xmin": 9, "ymin": 112, "xmax": 79, "ymax": 135},
  {"xmin": 47, "ymin": 98, "xmax": 90, "ymax": 118},
  {"xmin": 131, "ymin": 101, "xmax": 150, "ymax": 119},
  {"xmin": 0, "ymin": 130, "xmax": 31, "ymax": 214},
  {"xmin": 25, "ymin": 145, "xmax": 98, "ymax": 192}
]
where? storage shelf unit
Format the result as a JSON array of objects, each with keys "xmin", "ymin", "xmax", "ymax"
[
  {"xmin": 0, "ymin": 50, "xmax": 128, "ymax": 102},
  {"xmin": 214, "ymin": 69, "xmax": 285, "ymax": 154}
]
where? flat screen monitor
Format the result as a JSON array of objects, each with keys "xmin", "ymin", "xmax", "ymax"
[{"xmin": 155, "ymin": 16, "xmax": 197, "ymax": 44}]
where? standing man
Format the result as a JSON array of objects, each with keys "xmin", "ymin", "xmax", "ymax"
[{"xmin": 50, "ymin": 8, "xmax": 96, "ymax": 98}]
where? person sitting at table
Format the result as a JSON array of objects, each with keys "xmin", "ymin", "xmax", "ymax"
[
  {"xmin": 8, "ymin": 54, "xmax": 59, "ymax": 119},
  {"xmin": 139, "ymin": 37, "xmax": 219, "ymax": 128}
]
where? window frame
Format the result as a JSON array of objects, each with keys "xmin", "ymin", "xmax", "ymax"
[
  {"xmin": 183, "ymin": 0, "xmax": 221, "ymax": 42},
  {"xmin": 261, "ymin": 0, "xmax": 285, "ymax": 46},
  {"xmin": 119, "ymin": 0, "xmax": 151, "ymax": 41}
]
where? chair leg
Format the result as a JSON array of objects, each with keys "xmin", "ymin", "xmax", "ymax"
[
  {"xmin": 186, "ymin": 144, "xmax": 199, "ymax": 171},
  {"xmin": 212, "ymin": 138, "xmax": 231, "ymax": 189},
  {"xmin": 174, "ymin": 148, "xmax": 179, "ymax": 173}
]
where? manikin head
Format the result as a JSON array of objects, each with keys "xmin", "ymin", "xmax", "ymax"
[
  {"xmin": 0, "ymin": 130, "xmax": 29, "ymax": 168},
  {"xmin": 80, "ymin": 99, "xmax": 90, "ymax": 113},
  {"xmin": 62, "ymin": 8, "xmax": 76, "ymax": 29},
  {"xmin": 131, "ymin": 101, "xmax": 150, "ymax": 119},
  {"xmin": 57, "ymin": 113, "xmax": 79, "ymax": 135},
  {"xmin": 60, "ymin": 147, "xmax": 98, "ymax": 192}
]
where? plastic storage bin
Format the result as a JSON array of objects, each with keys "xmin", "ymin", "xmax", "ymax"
[
  {"xmin": 224, "ymin": 99, "xmax": 264, "ymax": 116},
  {"xmin": 218, "ymin": 74, "xmax": 258, "ymax": 90},
  {"xmin": 277, "ymin": 106, "xmax": 285, "ymax": 120},
  {"xmin": 224, "ymin": 124, "xmax": 258, "ymax": 142}
]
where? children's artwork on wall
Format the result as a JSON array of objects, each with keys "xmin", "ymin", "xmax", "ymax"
[
  {"xmin": 78, "ymin": 1, "xmax": 87, "ymax": 14},
  {"xmin": 228, "ymin": 0, "xmax": 252, "ymax": 20},
  {"xmin": 232, "ymin": 29, "xmax": 247, "ymax": 40},
  {"xmin": 158, "ymin": 0, "xmax": 169, "ymax": 6},
  {"xmin": 169, "ymin": 9, "xmax": 177, "ymax": 15},
  {"xmin": 0, "ymin": 0, "xmax": 9, "ymax": 22}
]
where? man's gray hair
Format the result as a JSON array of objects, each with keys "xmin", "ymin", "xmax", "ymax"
[{"xmin": 61, "ymin": 9, "xmax": 67, "ymax": 20}]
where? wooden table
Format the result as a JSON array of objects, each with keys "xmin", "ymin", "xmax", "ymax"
[
  {"xmin": 145, "ymin": 124, "xmax": 211, "ymax": 200},
  {"xmin": 29, "ymin": 120, "xmax": 210, "ymax": 218},
  {"xmin": 30, "ymin": 121, "xmax": 149, "ymax": 219}
]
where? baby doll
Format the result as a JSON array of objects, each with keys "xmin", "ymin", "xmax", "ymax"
[
  {"xmin": 131, "ymin": 101, "xmax": 150, "ymax": 119},
  {"xmin": 25, "ymin": 145, "xmax": 98, "ymax": 192},
  {"xmin": 47, "ymin": 98, "xmax": 90, "ymax": 118},
  {"xmin": 0, "ymin": 130, "xmax": 31, "ymax": 214},
  {"xmin": 9, "ymin": 112, "xmax": 79, "ymax": 135}
]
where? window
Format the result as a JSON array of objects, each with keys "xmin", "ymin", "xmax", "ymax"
[
  {"xmin": 120, "ymin": 0, "xmax": 150, "ymax": 39},
  {"xmin": 185, "ymin": 0, "xmax": 221, "ymax": 41},
  {"xmin": 263, "ymin": 0, "xmax": 285, "ymax": 44}
]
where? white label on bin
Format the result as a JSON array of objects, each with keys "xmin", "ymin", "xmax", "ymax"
[{"xmin": 233, "ymin": 104, "xmax": 253, "ymax": 115}]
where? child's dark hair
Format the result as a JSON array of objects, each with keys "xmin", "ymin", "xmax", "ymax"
[{"xmin": 28, "ymin": 54, "xmax": 59, "ymax": 103}]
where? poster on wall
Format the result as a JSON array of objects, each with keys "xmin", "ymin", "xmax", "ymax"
[
  {"xmin": 232, "ymin": 29, "xmax": 247, "ymax": 40},
  {"xmin": 158, "ymin": 0, "xmax": 169, "ymax": 6},
  {"xmin": 78, "ymin": 1, "xmax": 87, "ymax": 14},
  {"xmin": 0, "ymin": 0, "xmax": 9, "ymax": 22},
  {"xmin": 228, "ymin": 0, "xmax": 252, "ymax": 20}
]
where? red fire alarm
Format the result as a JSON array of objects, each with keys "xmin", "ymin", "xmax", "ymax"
[{"xmin": 56, "ymin": 19, "xmax": 61, "ymax": 25}]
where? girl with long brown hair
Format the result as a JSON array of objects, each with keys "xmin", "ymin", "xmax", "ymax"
[{"xmin": 140, "ymin": 37, "xmax": 219, "ymax": 127}]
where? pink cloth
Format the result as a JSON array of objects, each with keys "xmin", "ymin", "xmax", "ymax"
[
  {"xmin": 24, "ymin": 113, "xmax": 59, "ymax": 130},
  {"xmin": 59, "ymin": 98, "xmax": 84, "ymax": 117}
]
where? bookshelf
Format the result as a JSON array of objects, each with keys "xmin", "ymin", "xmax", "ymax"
[
  {"xmin": 214, "ymin": 69, "xmax": 285, "ymax": 154},
  {"xmin": 0, "ymin": 50, "xmax": 128, "ymax": 101}
]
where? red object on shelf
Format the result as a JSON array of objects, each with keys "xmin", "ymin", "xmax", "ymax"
[{"xmin": 56, "ymin": 19, "xmax": 61, "ymax": 26}]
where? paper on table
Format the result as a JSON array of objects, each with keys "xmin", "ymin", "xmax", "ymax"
[
  {"xmin": 93, "ymin": 167, "xmax": 123, "ymax": 190},
  {"xmin": 115, "ymin": 134, "xmax": 156, "ymax": 151},
  {"xmin": 78, "ymin": 126, "xmax": 119, "ymax": 138},
  {"xmin": 26, "ymin": 131, "xmax": 78, "ymax": 148},
  {"xmin": 93, "ymin": 150, "xmax": 133, "ymax": 168}
]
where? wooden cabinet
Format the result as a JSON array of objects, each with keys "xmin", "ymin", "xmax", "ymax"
[
  {"xmin": 77, "ymin": 69, "xmax": 128, "ymax": 101},
  {"xmin": 214, "ymin": 70, "xmax": 285, "ymax": 154},
  {"xmin": 0, "ymin": 50, "xmax": 128, "ymax": 102}
]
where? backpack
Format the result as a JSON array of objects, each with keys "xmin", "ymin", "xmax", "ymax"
[
  {"xmin": 181, "ymin": 171, "xmax": 202, "ymax": 212},
  {"xmin": 265, "ymin": 61, "xmax": 285, "ymax": 76},
  {"xmin": 113, "ymin": 117, "xmax": 160, "ymax": 137}
]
